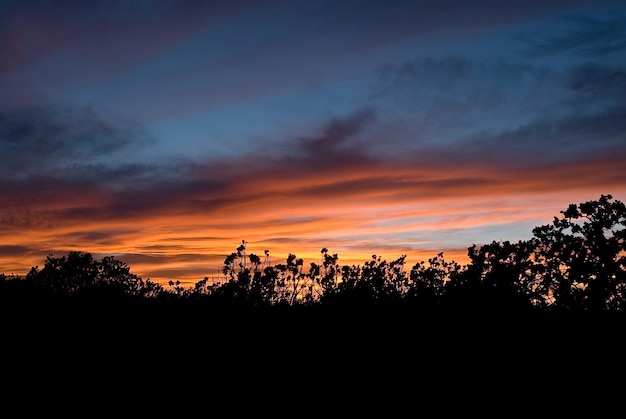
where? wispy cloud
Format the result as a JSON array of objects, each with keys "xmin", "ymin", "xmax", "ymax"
[
  {"xmin": 0, "ymin": 106, "xmax": 153, "ymax": 176},
  {"xmin": 518, "ymin": 9, "xmax": 626, "ymax": 57}
]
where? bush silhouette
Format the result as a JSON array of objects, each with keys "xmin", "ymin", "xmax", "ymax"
[{"xmin": 1, "ymin": 194, "xmax": 625, "ymax": 317}]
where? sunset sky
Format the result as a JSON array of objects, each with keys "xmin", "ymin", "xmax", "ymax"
[{"xmin": 1, "ymin": 0, "xmax": 625, "ymax": 287}]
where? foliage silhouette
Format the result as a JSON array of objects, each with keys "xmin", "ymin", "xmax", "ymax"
[
  {"xmin": 1, "ymin": 194, "xmax": 625, "ymax": 317},
  {"xmin": 530, "ymin": 194, "xmax": 626, "ymax": 311},
  {"xmin": 22, "ymin": 251, "xmax": 164, "ymax": 302}
]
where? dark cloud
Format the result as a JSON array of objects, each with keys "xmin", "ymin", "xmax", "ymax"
[
  {"xmin": 459, "ymin": 105, "xmax": 626, "ymax": 167},
  {"xmin": 0, "ymin": 105, "xmax": 168, "ymax": 183},
  {"xmin": 369, "ymin": 51, "xmax": 626, "ymax": 158},
  {"xmin": 376, "ymin": 56, "xmax": 483, "ymax": 90},
  {"xmin": 57, "ymin": 229, "xmax": 135, "ymax": 246},
  {"xmin": 0, "ymin": 166, "xmax": 235, "ymax": 231},
  {"xmin": 367, "ymin": 57, "xmax": 553, "ymax": 155},
  {"xmin": 517, "ymin": 10, "xmax": 626, "ymax": 57},
  {"xmin": 372, "ymin": 56, "xmax": 550, "ymax": 103},
  {"xmin": 289, "ymin": 0, "xmax": 594, "ymax": 50},
  {"xmin": 0, "ymin": 0, "xmax": 263, "ymax": 74},
  {"xmin": 295, "ymin": 175, "xmax": 492, "ymax": 201},
  {"xmin": 0, "ymin": 106, "xmax": 140, "ymax": 161},
  {"xmin": 371, "ymin": 56, "xmax": 563, "ymax": 127},
  {"xmin": 0, "ymin": 244, "xmax": 34, "ymax": 259},
  {"xmin": 299, "ymin": 108, "xmax": 376, "ymax": 152},
  {"xmin": 566, "ymin": 64, "xmax": 626, "ymax": 97},
  {"xmin": 188, "ymin": 108, "xmax": 382, "ymax": 182}
]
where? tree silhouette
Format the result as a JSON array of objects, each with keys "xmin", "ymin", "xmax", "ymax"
[
  {"xmin": 444, "ymin": 240, "xmax": 536, "ymax": 313},
  {"xmin": 25, "ymin": 251, "xmax": 162, "ymax": 301},
  {"xmin": 2, "ymin": 194, "xmax": 626, "ymax": 316},
  {"xmin": 410, "ymin": 252, "xmax": 462, "ymax": 310},
  {"xmin": 530, "ymin": 194, "xmax": 626, "ymax": 312}
]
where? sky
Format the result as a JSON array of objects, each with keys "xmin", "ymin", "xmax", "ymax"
[{"xmin": 1, "ymin": 0, "xmax": 625, "ymax": 287}]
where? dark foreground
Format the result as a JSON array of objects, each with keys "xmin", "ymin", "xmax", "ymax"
[
  {"xmin": 2, "ymin": 299, "xmax": 624, "ymax": 415},
  {"xmin": 4, "ymin": 297, "xmax": 626, "ymax": 353}
]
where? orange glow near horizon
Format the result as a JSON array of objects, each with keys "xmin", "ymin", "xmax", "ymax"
[
  {"xmin": 2, "ymin": 138, "xmax": 625, "ymax": 288},
  {"xmin": 3, "ymin": 175, "xmax": 624, "ymax": 287}
]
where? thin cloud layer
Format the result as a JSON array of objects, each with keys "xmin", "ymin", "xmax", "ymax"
[{"xmin": 518, "ymin": 7, "xmax": 626, "ymax": 57}]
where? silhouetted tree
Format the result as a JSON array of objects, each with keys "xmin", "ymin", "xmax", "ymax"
[
  {"xmin": 530, "ymin": 194, "xmax": 626, "ymax": 312},
  {"xmin": 3, "ymin": 194, "xmax": 626, "ymax": 316},
  {"xmin": 409, "ymin": 252, "xmax": 461, "ymax": 309},
  {"xmin": 25, "ymin": 251, "xmax": 161, "ymax": 300},
  {"xmin": 444, "ymin": 241, "xmax": 535, "ymax": 313},
  {"xmin": 213, "ymin": 243, "xmax": 294, "ymax": 307}
]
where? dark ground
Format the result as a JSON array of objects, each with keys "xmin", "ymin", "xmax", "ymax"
[{"xmin": 2, "ymin": 300, "xmax": 624, "ymax": 415}]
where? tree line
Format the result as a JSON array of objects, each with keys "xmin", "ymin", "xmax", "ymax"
[{"xmin": 1, "ymin": 194, "xmax": 625, "ymax": 314}]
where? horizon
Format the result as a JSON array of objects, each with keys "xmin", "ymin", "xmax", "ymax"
[
  {"xmin": 1, "ymin": 192, "xmax": 619, "ymax": 288},
  {"xmin": 1, "ymin": 0, "xmax": 625, "ymax": 287}
]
